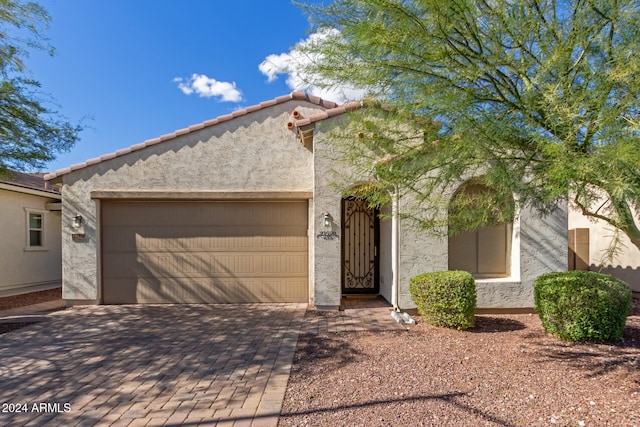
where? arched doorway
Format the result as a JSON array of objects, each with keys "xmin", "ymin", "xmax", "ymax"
[{"xmin": 341, "ymin": 197, "xmax": 380, "ymax": 294}]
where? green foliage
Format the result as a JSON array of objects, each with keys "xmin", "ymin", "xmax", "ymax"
[
  {"xmin": 448, "ymin": 179, "xmax": 514, "ymax": 235},
  {"xmin": 409, "ymin": 270, "xmax": 476, "ymax": 330},
  {"xmin": 298, "ymin": 0, "xmax": 640, "ymax": 249},
  {"xmin": 0, "ymin": 0, "xmax": 81, "ymax": 172},
  {"xmin": 534, "ymin": 271, "xmax": 632, "ymax": 342}
]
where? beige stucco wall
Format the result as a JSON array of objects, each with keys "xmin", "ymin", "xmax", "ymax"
[
  {"xmin": 59, "ymin": 101, "xmax": 320, "ymax": 303},
  {"xmin": 312, "ymin": 117, "xmax": 567, "ymax": 309},
  {"xmin": 389, "ymin": 197, "xmax": 567, "ymax": 310},
  {"xmin": 475, "ymin": 204, "xmax": 568, "ymax": 308},
  {"xmin": 57, "ymin": 96, "xmax": 569, "ymax": 308},
  {"xmin": 0, "ymin": 189, "xmax": 62, "ymax": 296},
  {"xmin": 569, "ymin": 203, "xmax": 640, "ymax": 292}
]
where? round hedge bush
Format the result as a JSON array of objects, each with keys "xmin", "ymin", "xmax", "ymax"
[
  {"xmin": 409, "ymin": 270, "xmax": 476, "ymax": 330},
  {"xmin": 534, "ymin": 271, "xmax": 632, "ymax": 342}
]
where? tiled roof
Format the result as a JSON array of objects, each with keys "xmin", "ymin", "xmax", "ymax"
[
  {"xmin": 0, "ymin": 170, "xmax": 60, "ymax": 194},
  {"xmin": 293, "ymin": 100, "xmax": 362, "ymax": 128},
  {"xmin": 44, "ymin": 91, "xmax": 347, "ymax": 181}
]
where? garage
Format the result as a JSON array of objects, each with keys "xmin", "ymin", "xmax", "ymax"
[{"xmin": 101, "ymin": 200, "xmax": 309, "ymax": 304}]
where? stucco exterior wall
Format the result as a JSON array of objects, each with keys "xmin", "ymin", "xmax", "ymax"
[
  {"xmin": 0, "ymin": 189, "xmax": 62, "ymax": 296},
  {"xmin": 569, "ymin": 204, "xmax": 640, "ymax": 292},
  {"xmin": 56, "ymin": 95, "xmax": 570, "ymax": 308},
  {"xmin": 313, "ymin": 117, "xmax": 567, "ymax": 310},
  {"xmin": 395, "ymin": 196, "xmax": 448, "ymax": 309},
  {"xmin": 386, "ymin": 197, "xmax": 568, "ymax": 310},
  {"xmin": 59, "ymin": 101, "xmax": 319, "ymax": 302},
  {"xmin": 312, "ymin": 120, "xmax": 447, "ymax": 310},
  {"xmin": 475, "ymin": 204, "xmax": 568, "ymax": 308}
]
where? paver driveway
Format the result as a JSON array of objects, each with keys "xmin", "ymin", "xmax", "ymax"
[{"xmin": 0, "ymin": 303, "xmax": 306, "ymax": 427}]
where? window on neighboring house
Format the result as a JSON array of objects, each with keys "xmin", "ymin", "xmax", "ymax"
[{"xmin": 27, "ymin": 211, "xmax": 44, "ymax": 248}]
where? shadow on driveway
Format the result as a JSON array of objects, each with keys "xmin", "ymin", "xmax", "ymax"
[{"xmin": 0, "ymin": 303, "xmax": 306, "ymax": 426}]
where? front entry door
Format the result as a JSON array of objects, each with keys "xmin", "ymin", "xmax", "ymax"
[{"xmin": 341, "ymin": 198, "xmax": 380, "ymax": 294}]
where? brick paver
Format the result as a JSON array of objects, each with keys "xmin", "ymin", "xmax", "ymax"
[
  {"xmin": 0, "ymin": 296, "xmax": 410, "ymax": 426},
  {"xmin": 0, "ymin": 303, "xmax": 305, "ymax": 426},
  {"xmin": 301, "ymin": 296, "xmax": 409, "ymax": 335}
]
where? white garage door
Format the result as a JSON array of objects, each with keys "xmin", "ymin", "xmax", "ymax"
[{"xmin": 101, "ymin": 200, "xmax": 308, "ymax": 304}]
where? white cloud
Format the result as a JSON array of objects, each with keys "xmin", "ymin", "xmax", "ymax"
[
  {"xmin": 259, "ymin": 29, "xmax": 366, "ymax": 104},
  {"xmin": 174, "ymin": 74, "xmax": 243, "ymax": 102}
]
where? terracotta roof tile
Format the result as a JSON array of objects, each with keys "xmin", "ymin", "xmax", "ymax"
[
  {"xmin": 244, "ymin": 104, "xmax": 260, "ymax": 113},
  {"xmin": 44, "ymin": 91, "xmax": 344, "ymax": 181},
  {"xmin": 293, "ymin": 101, "xmax": 362, "ymax": 128}
]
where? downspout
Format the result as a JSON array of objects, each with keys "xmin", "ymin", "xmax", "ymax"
[
  {"xmin": 390, "ymin": 186, "xmax": 416, "ymax": 325},
  {"xmin": 391, "ymin": 185, "xmax": 400, "ymax": 311}
]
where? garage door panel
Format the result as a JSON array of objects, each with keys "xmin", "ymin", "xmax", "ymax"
[
  {"xmin": 102, "ymin": 253, "xmax": 145, "ymax": 277},
  {"xmin": 104, "ymin": 252, "xmax": 308, "ymax": 279},
  {"xmin": 101, "ymin": 229, "xmax": 137, "ymax": 252},
  {"xmin": 103, "ymin": 229, "xmax": 307, "ymax": 253},
  {"xmin": 103, "ymin": 202, "xmax": 308, "ymax": 227},
  {"xmin": 102, "ymin": 201, "xmax": 308, "ymax": 304},
  {"xmin": 103, "ymin": 277, "xmax": 308, "ymax": 304},
  {"xmin": 102, "ymin": 278, "xmax": 139, "ymax": 304}
]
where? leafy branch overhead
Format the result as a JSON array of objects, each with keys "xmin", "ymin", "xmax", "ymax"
[
  {"xmin": 0, "ymin": 0, "xmax": 81, "ymax": 173},
  {"xmin": 297, "ymin": 0, "xmax": 640, "ymax": 247}
]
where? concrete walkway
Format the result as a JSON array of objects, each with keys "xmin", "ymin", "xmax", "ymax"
[{"xmin": 0, "ymin": 298, "xmax": 409, "ymax": 426}]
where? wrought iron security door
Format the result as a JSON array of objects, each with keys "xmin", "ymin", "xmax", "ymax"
[{"xmin": 341, "ymin": 198, "xmax": 379, "ymax": 294}]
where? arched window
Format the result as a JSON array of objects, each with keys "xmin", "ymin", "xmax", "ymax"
[{"xmin": 448, "ymin": 182, "xmax": 513, "ymax": 278}]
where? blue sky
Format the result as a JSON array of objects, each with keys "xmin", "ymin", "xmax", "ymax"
[{"xmin": 25, "ymin": 0, "xmax": 344, "ymax": 172}]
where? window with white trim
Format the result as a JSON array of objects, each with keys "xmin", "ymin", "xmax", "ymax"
[
  {"xmin": 448, "ymin": 182, "xmax": 514, "ymax": 278},
  {"xmin": 26, "ymin": 210, "xmax": 44, "ymax": 248}
]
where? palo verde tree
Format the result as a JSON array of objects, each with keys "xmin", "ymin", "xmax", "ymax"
[
  {"xmin": 295, "ymin": 0, "xmax": 640, "ymax": 250},
  {"xmin": 0, "ymin": 0, "xmax": 81, "ymax": 173}
]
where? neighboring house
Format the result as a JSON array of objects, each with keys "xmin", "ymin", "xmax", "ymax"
[
  {"xmin": 568, "ymin": 203, "xmax": 640, "ymax": 293},
  {"xmin": 44, "ymin": 92, "xmax": 566, "ymax": 310},
  {"xmin": 0, "ymin": 170, "xmax": 62, "ymax": 297}
]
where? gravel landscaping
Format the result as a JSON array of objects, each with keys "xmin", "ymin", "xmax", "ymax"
[
  {"xmin": 1, "ymin": 287, "xmax": 638, "ymax": 425},
  {"xmin": 0, "ymin": 288, "xmax": 61, "ymax": 311},
  {"xmin": 0, "ymin": 288, "xmax": 62, "ymax": 335},
  {"xmin": 280, "ymin": 297, "xmax": 640, "ymax": 427}
]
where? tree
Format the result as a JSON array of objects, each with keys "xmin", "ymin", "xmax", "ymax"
[
  {"xmin": 0, "ymin": 0, "xmax": 81, "ymax": 173},
  {"xmin": 296, "ymin": 0, "xmax": 640, "ymax": 250}
]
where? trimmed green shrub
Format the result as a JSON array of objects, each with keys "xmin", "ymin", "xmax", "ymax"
[
  {"xmin": 534, "ymin": 271, "xmax": 632, "ymax": 343},
  {"xmin": 409, "ymin": 270, "xmax": 476, "ymax": 330}
]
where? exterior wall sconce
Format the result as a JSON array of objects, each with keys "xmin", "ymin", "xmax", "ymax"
[
  {"xmin": 322, "ymin": 212, "xmax": 332, "ymax": 228},
  {"xmin": 71, "ymin": 214, "xmax": 86, "ymax": 241},
  {"xmin": 72, "ymin": 214, "xmax": 83, "ymax": 230},
  {"xmin": 318, "ymin": 212, "xmax": 338, "ymax": 240}
]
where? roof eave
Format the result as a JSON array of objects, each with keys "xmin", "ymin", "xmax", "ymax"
[
  {"xmin": 44, "ymin": 91, "xmax": 342, "ymax": 182},
  {"xmin": 0, "ymin": 182, "xmax": 62, "ymax": 199}
]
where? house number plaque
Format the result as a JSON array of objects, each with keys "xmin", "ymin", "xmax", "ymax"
[{"xmin": 317, "ymin": 231, "xmax": 339, "ymax": 240}]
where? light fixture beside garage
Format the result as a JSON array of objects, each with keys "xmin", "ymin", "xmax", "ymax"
[
  {"xmin": 71, "ymin": 214, "xmax": 85, "ymax": 241},
  {"xmin": 71, "ymin": 214, "xmax": 83, "ymax": 229},
  {"xmin": 322, "ymin": 212, "xmax": 332, "ymax": 228},
  {"xmin": 317, "ymin": 212, "xmax": 338, "ymax": 240}
]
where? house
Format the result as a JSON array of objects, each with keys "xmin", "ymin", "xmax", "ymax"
[
  {"xmin": 0, "ymin": 170, "xmax": 62, "ymax": 297},
  {"xmin": 568, "ymin": 203, "xmax": 640, "ymax": 293},
  {"xmin": 44, "ymin": 92, "xmax": 567, "ymax": 310}
]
